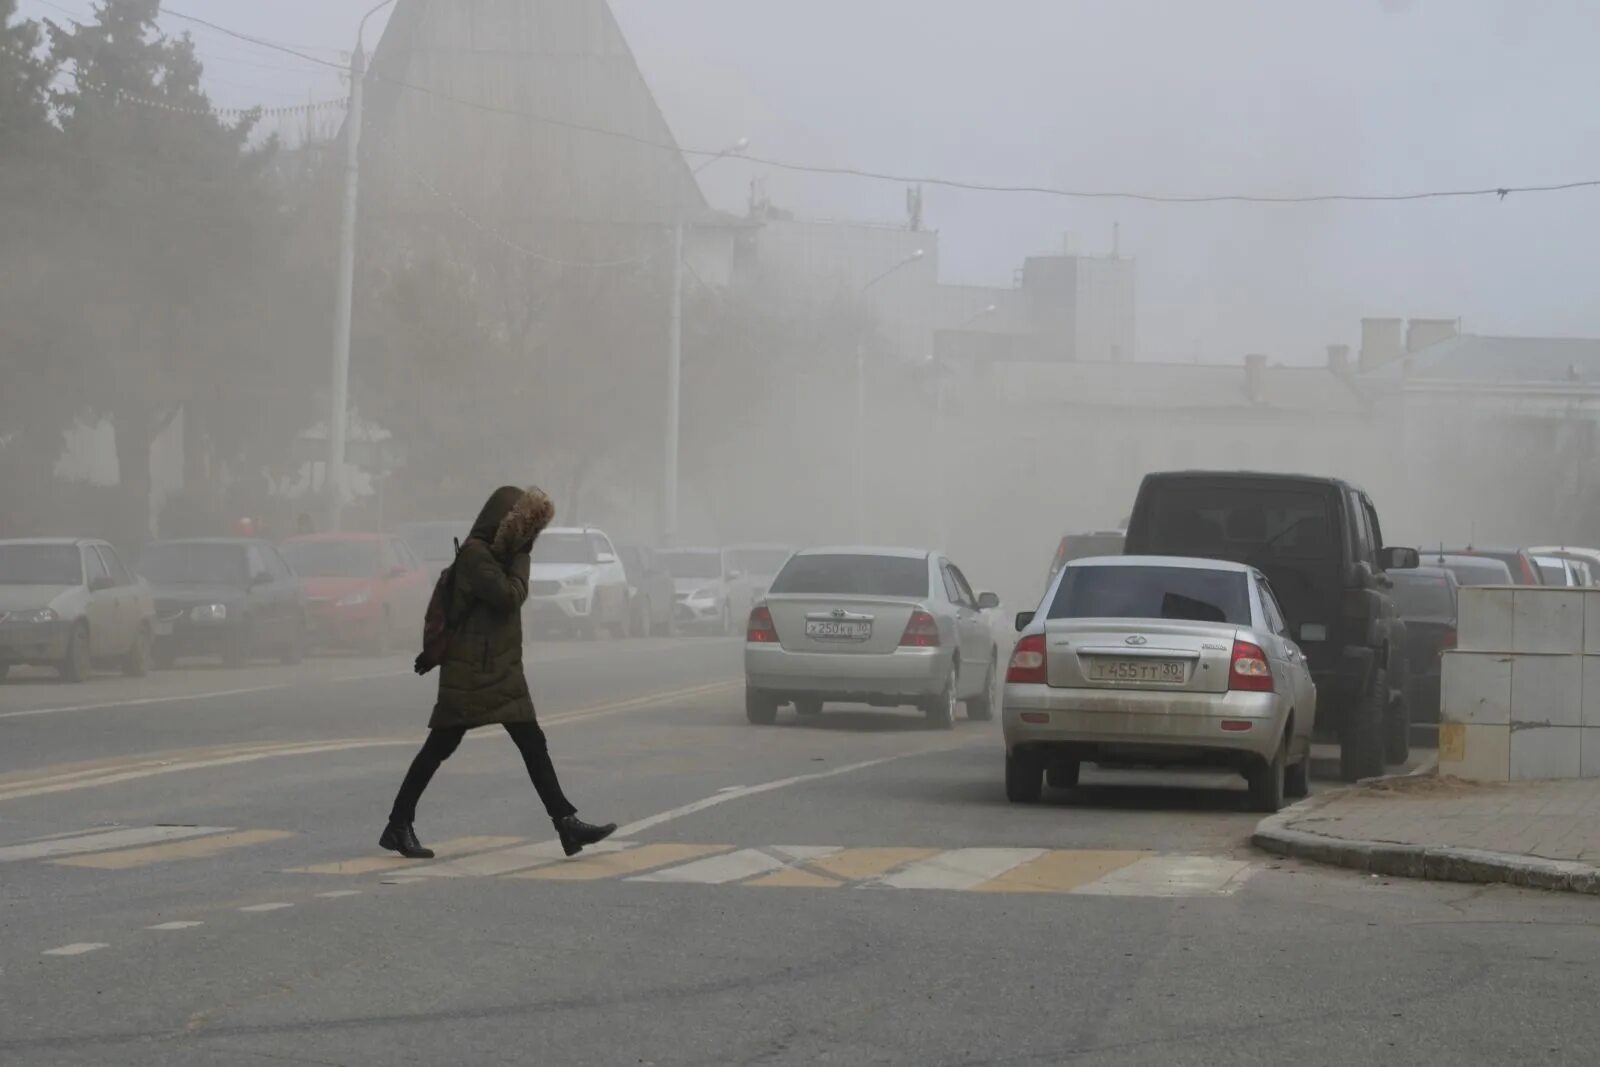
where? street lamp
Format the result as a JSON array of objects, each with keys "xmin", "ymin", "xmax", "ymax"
[
  {"xmin": 852, "ymin": 248, "xmax": 926, "ymax": 543},
  {"xmin": 326, "ymin": 0, "xmax": 396, "ymax": 532},
  {"xmin": 664, "ymin": 136, "xmax": 748, "ymax": 546}
]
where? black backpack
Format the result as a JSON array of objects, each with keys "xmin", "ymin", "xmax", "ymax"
[{"xmin": 414, "ymin": 538, "xmax": 473, "ymax": 675}]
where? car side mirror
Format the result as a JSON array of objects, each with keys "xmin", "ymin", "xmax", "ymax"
[
  {"xmin": 89, "ymin": 576, "xmax": 116, "ymax": 592},
  {"xmin": 977, "ymin": 591, "xmax": 1000, "ymax": 610},
  {"xmin": 1381, "ymin": 546, "xmax": 1420, "ymax": 571},
  {"xmin": 1015, "ymin": 610, "xmax": 1036, "ymax": 632}
]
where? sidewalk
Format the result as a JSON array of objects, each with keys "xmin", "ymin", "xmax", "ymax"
[{"xmin": 1254, "ymin": 770, "xmax": 1600, "ymax": 895}]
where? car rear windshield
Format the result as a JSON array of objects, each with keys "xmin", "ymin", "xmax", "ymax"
[
  {"xmin": 1141, "ymin": 485, "xmax": 1334, "ymax": 563},
  {"xmin": 399, "ymin": 524, "xmax": 465, "ymax": 562},
  {"xmin": 769, "ymin": 554, "xmax": 929, "ymax": 598},
  {"xmin": 657, "ymin": 551, "xmax": 722, "ymax": 580},
  {"xmin": 282, "ymin": 541, "xmax": 379, "ymax": 578},
  {"xmin": 1048, "ymin": 565, "xmax": 1251, "ymax": 625},
  {"xmin": 1433, "ymin": 557, "xmax": 1512, "ymax": 586},
  {"xmin": 532, "ymin": 533, "xmax": 594, "ymax": 566},
  {"xmin": 1391, "ymin": 573, "xmax": 1456, "ymax": 618},
  {"xmin": 0, "ymin": 544, "xmax": 82, "ymax": 586},
  {"xmin": 138, "ymin": 543, "xmax": 248, "ymax": 586}
]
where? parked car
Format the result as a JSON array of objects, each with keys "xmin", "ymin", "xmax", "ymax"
[
  {"xmin": 1428, "ymin": 553, "xmax": 1514, "ymax": 587},
  {"xmin": 1388, "ymin": 566, "xmax": 1458, "ymax": 724},
  {"xmin": 1004, "ymin": 555, "xmax": 1316, "ymax": 811},
  {"xmin": 1532, "ymin": 554, "xmax": 1586, "ymax": 587},
  {"xmin": 658, "ymin": 548, "xmax": 752, "ymax": 635},
  {"xmin": 0, "ymin": 538, "xmax": 157, "ymax": 682},
  {"xmin": 396, "ymin": 521, "xmax": 470, "ymax": 580},
  {"xmin": 617, "ymin": 544, "xmax": 676, "ymax": 638},
  {"xmin": 280, "ymin": 533, "xmax": 431, "ymax": 655},
  {"xmin": 138, "ymin": 539, "xmax": 307, "ymax": 667},
  {"xmin": 1123, "ymin": 471, "xmax": 1418, "ymax": 780},
  {"xmin": 1047, "ymin": 529, "xmax": 1125, "ymax": 580},
  {"xmin": 1528, "ymin": 546, "xmax": 1600, "ymax": 586},
  {"xmin": 744, "ymin": 546, "xmax": 1001, "ymax": 727},
  {"xmin": 1439, "ymin": 547, "xmax": 1543, "ymax": 585},
  {"xmin": 524, "ymin": 527, "xmax": 629, "ymax": 639},
  {"xmin": 724, "ymin": 544, "xmax": 796, "ymax": 601}
]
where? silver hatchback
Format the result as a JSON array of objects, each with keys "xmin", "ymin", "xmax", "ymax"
[
  {"xmin": 1003, "ymin": 555, "xmax": 1316, "ymax": 812},
  {"xmin": 744, "ymin": 547, "xmax": 1001, "ymax": 728}
]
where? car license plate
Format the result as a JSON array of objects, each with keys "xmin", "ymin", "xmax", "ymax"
[
  {"xmin": 806, "ymin": 619, "xmax": 871, "ymax": 640},
  {"xmin": 1087, "ymin": 658, "xmax": 1187, "ymax": 683}
]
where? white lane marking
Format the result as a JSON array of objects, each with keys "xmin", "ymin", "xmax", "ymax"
[
  {"xmin": 147, "ymin": 921, "xmax": 204, "ymax": 931},
  {"xmin": 1072, "ymin": 855, "xmax": 1256, "ymax": 897},
  {"xmin": 771, "ymin": 845, "xmax": 842, "ymax": 861},
  {"xmin": 0, "ymin": 826, "xmax": 232, "ymax": 863},
  {"xmin": 238, "ymin": 902, "xmax": 293, "ymax": 912},
  {"xmin": 629, "ymin": 848, "xmax": 789, "ymax": 885},
  {"xmin": 314, "ymin": 890, "xmax": 362, "ymax": 899},
  {"xmin": 42, "ymin": 943, "xmax": 108, "ymax": 956},
  {"xmin": 872, "ymin": 848, "xmax": 1046, "ymax": 891},
  {"xmin": 410, "ymin": 840, "xmax": 633, "ymax": 878},
  {"xmin": 0, "ymin": 685, "xmax": 287, "ymax": 721}
]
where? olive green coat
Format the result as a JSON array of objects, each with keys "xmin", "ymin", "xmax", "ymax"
[{"xmin": 429, "ymin": 487, "xmax": 554, "ymax": 730}]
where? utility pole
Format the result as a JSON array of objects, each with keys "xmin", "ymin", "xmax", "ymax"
[
  {"xmin": 326, "ymin": 42, "xmax": 365, "ymax": 533},
  {"xmin": 663, "ymin": 217, "xmax": 684, "ymax": 545}
]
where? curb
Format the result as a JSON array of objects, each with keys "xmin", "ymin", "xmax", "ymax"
[{"xmin": 1251, "ymin": 760, "xmax": 1600, "ymax": 896}]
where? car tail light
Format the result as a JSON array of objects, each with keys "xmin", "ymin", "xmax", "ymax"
[
  {"xmin": 1007, "ymin": 633, "xmax": 1047, "ymax": 684},
  {"xmin": 1442, "ymin": 628, "xmax": 1457, "ymax": 650},
  {"xmin": 746, "ymin": 606, "xmax": 778, "ymax": 643},
  {"xmin": 899, "ymin": 610, "xmax": 941, "ymax": 648},
  {"xmin": 1229, "ymin": 640, "xmax": 1274, "ymax": 692}
]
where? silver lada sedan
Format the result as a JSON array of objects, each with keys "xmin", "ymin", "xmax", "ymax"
[
  {"xmin": 1003, "ymin": 555, "xmax": 1316, "ymax": 812},
  {"xmin": 744, "ymin": 547, "xmax": 1001, "ymax": 728}
]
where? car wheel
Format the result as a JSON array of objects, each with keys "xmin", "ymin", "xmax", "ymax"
[
  {"xmin": 122, "ymin": 625, "xmax": 152, "ymax": 678},
  {"xmin": 1285, "ymin": 749, "xmax": 1312, "ymax": 799},
  {"xmin": 60, "ymin": 624, "xmax": 91, "ymax": 683},
  {"xmin": 1248, "ymin": 732, "xmax": 1288, "ymax": 813},
  {"xmin": 966, "ymin": 656, "xmax": 997, "ymax": 721},
  {"xmin": 152, "ymin": 640, "xmax": 178, "ymax": 670},
  {"xmin": 1339, "ymin": 667, "xmax": 1387, "ymax": 782},
  {"xmin": 795, "ymin": 697, "xmax": 823, "ymax": 717},
  {"xmin": 280, "ymin": 620, "xmax": 307, "ymax": 666},
  {"xmin": 1046, "ymin": 761, "xmax": 1080, "ymax": 790},
  {"xmin": 922, "ymin": 665, "xmax": 957, "ymax": 729},
  {"xmin": 1384, "ymin": 689, "xmax": 1411, "ymax": 766},
  {"xmin": 745, "ymin": 688, "xmax": 779, "ymax": 725},
  {"xmin": 1006, "ymin": 752, "xmax": 1044, "ymax": 803}
]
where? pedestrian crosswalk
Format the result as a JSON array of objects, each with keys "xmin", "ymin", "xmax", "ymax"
[{"xmin": 3, "ymin": 825, "xmax": 1260, "ymax": 898}]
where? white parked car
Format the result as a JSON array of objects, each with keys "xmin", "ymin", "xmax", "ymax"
[
  {"xmin": 1003, "ymin": 555, "xmax": 1316, "ymax": 812},
  {"xmin": 657, "ymin": 547, "xmax": 751, "ymax": 635},
  {"xmin": 744, "ymin": 546, "xmax": 1001, "ymax": 727},
  {"xmin": 0, "ymin": 538, "xmax": 157, "ymax": 682},
  {"xmin": 524, "ymin": 527, "xmax": 629, "ymax": 640}
]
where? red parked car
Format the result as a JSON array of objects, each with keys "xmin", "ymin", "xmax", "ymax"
[{"xmin": 280, "ymin": 533, "xmax": 431, "ymax": 655}]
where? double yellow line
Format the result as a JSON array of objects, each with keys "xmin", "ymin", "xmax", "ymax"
[{"xmin": 0, "ymin": 679, "xmax": 738, "ymax": 805}]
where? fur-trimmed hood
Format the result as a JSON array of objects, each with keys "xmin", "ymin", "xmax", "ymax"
[{"xmin": 467, "ymin": 485, "xmax": 556, "ymax": 559}]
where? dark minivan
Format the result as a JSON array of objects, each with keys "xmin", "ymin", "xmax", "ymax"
[
  {"xmin": 1124, "ymin": 471, "xmax": 1419, "ymax": 781},
  {"xmin": 1388, "ymin": 566, "xmax": 1458, "ymax": 724},
  {"xmin": 138, "ymin": 538, "xmax": 308, "ymax": 667}
]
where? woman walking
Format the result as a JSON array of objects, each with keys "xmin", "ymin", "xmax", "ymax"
[{"xmin": 381, "ymin": 485, "xmax": 616, "ymax": 860}]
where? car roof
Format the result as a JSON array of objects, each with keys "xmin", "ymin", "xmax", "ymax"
[
  {"xmin": 794, "ymin": 546, "xmax": 931, "ymax": 560},
  {"xmin": 1430, "ymin": 553, "xmax": 1511, "ymax": 569},
  {"xmin": 1143, "ymin": 469, "xmax": 1361, "ymax": 492},
  {"xmin": 0, "ymin": 537, "xmax": 97, "ymax": 547},
  {"xmin": 1068, "ymin": 554, "xmax": 1257, "ymax": 574},
  {"xmin": 1441, "ymin": 546, "xmax": 1526, "ymax": 555}
]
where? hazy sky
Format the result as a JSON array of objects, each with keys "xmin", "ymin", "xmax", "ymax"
[{"xmin": 18, "ymin": 0, "xmax": 1600, "ymax": 362}]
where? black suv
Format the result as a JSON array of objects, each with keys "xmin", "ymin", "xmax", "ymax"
[{"xmin": 1124, "ymin": 472, "xmax": 1419, "ymax": 781}]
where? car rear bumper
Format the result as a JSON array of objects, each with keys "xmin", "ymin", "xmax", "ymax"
[
  {"xmin": 745, "ymin": 644, "xmax": 946, "ymax": 700},
  {"xmin": 0, "ymin": 621, "xmax": 71, "ymax": 663},
  {"xmin": 1002, "ymin": 683, "xmax": 1287, "ymax": 762}
]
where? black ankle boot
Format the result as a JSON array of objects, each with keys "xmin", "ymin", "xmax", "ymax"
[
  {"xmin": 379, "ymin": 822, "xmax": 435, "ymax": 860},
  {"xmin": 556, "ymin": 814, "xmax": 616, "ymax": 857}
]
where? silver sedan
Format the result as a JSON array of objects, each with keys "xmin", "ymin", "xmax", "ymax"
[
  {"xmin": 1003, "ymin": 555, "xmax": 1316, "ymax": 812},
  {"xmin": 744, "ymin": 547, "xmax": 1001, "ymax": 728}
]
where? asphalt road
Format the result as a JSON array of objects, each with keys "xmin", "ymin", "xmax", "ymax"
[{"xmin": 3, "ymin": 637, "xmax": 1598, "ymax": 1065}]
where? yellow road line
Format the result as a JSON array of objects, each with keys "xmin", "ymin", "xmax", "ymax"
[
  {"xmin": 290, "ymin": 835, "xmax": 525, "ymax": 876},
  {"xmin": 511, "ymin": 843, "xmax": 731, "ymax": 882},
  {"xmin": 806, "ymin": 847, "xmax": 942, "ymax": 882},
  {"xmin": 54, "ymin": 830, "xmax": 295, "ymax": 870},
  {"xmin": 970, "ymin": 850, "xmax": 1150, "ymax": 894}
]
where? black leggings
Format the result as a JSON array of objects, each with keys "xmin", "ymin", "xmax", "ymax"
[{"xmin": 389, "ymin": 721, "xmax": 577, "ymax": 825}]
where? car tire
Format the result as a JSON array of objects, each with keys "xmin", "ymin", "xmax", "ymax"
[
  {"xmin": 1384, "ymin": 689, "xmax": 1411, "ymax": 766},
  {"xmin": 122, "ymin": 625, "xmax": 152, "ymax": 678},
  {"xmin": 152, "ymin": 640, "xmax": 178, "ymax": 670},
  {"xmin": 60, "ymin": 624, "xmax": 90, "ymax": 683},
  {"xmin": 966, "ymin": 656, "xmax": 997, "ymax": 721},
  {"xmin": 1249, "ymin": 732, "xmax": 1288, "ymax": 813},
  {"xmin": 1006, "ymin": 752, "xmax": 1044, "ymax": 803},
  {"xmin": 1339, "ymin": 667, "xmax": 1387, "ymax": 782},
  {"xmin": 745, "ymin": 688, "xmax": 779, "ymax": 725},
  {"xmin": 1046, "ymin": 761, "xmax": 1080, "ymax": 790},
  {"xmin": 922, "ymin": 665, "xmax": 957, "ymax": 729},
  {"xmin": 794, "ymin": 697, "xmax": 823, "ymax": 717},
  {"xmin": 1285, "ymin": 750, "xmax": 1312, "ymax": 799}
]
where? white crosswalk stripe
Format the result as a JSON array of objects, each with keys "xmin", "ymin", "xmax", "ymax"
[
  {"xmin": 870, "ymin": 848, "xmax": 1046, "ymax": 891},
  {"xmin": 0, "ymin": 826, "xmax": 233, "ymax": 863}
]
